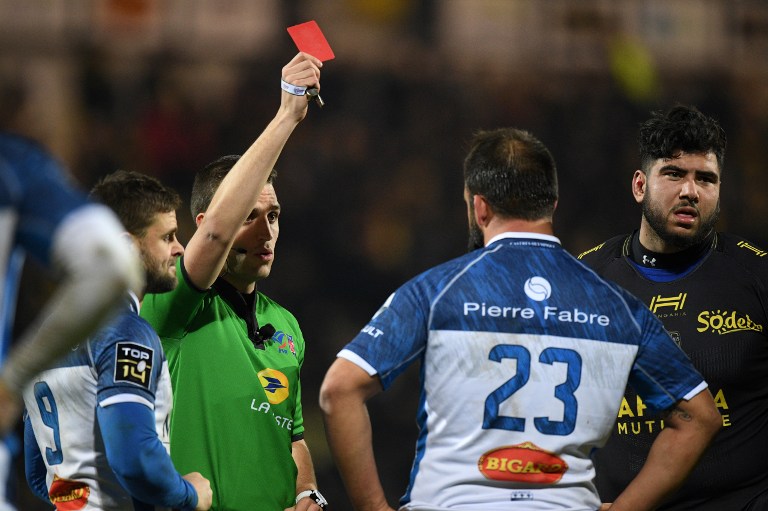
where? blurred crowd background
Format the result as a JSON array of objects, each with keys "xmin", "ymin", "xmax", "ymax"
[{"xmin": 3, "ymin": 0, "xmax": 767, "ymax": 509}]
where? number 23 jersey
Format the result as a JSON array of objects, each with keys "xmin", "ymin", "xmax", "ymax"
[{"xmin": 339, "ymin": 234, "xmax": 707, "ymax": 510}]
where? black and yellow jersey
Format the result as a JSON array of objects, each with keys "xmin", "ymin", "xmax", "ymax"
[{"xmin": 578, "ymin": 231, "xmax": 768, "ymax": 510}]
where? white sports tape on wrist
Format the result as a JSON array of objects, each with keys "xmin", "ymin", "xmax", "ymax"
[{"xmin": 281, "ymin": 79, "xmax": 307, "ymax": 96}]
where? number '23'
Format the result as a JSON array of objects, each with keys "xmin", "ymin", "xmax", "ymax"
[{"xmin": 483, "ymin": 345, "xmax": 582, "ymax": 436}]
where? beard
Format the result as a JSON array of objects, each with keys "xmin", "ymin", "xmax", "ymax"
[
  {"xmin": 641, "ymin": 195, "xmax": 720, "ymax": 250},
  {"xmin": 467, "ymin": 216, "xmax": 484, "ymax": 252},
  {"xmin": 143, "ymin": 255, "xmax": 177, "ymax": 294}
]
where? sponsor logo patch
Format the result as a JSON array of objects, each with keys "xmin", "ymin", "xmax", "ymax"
[
  {"xmin": 697, "ymin": 310, "xmax": 764, "ymax": 335},
  {"xmin": 649, "ymin": 292, "xmax": 687, "ymax": 314},
  {"xmin": 478, "ymin": 442, "xmax": 568, "ymax": 484},
  {"xmin": 258, "ymin": 368, "xmax": 289, "ymax": 404},
  {"xmin": 114, "ymin": 342, "xmax": 153, "ymax": 389},
  {"xmin": 275, "ymin": 331, "xmax": 297, "ymax": 356},
  {"xmin": 524, "ymin": 276, "xmax": 552, "ymax": 302},
  {"xmin": 50, "ymin": 475, "xmax": 90, "ymax": 510}
]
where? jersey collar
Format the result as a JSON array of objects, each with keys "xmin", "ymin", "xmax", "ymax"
[
  {"xmin": 486, "ymin": 232, "xmax": 561, "ymax": 247},
  {"xmin": 213, "ymin": 277, "xmax": 264, "ymax": 348},
  {"xmin": 127, "ymin": 291, "xmax": 140, "ymax": 314},
  {"xmin": 627, "ymin": 229, "xmax": 715, "ymax": 270}
]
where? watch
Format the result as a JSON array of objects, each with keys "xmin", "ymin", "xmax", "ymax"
[{"xmin": 295, "ymin": 489, "xmax": 328, "ymax": 509}]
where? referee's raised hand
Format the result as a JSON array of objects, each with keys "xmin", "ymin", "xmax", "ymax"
[{"xmin": 279, "ymin": 52, "xmax": 323, "ymax": 123}]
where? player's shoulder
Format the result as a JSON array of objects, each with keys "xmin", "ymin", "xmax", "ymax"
[
  {"xmin": 429, "ymin": 250, "xmax": 477, "ymax": 274},
  {"xmin": 403, "ymin": 250, "xmax": 482, "ymax": 293},
  {"xmin": 716, "ymin": 232, "xmax": 767, "ymax": 257},
  {"xmin": 408, "ymin": 243, "xmax": 553, "ymax": 290},
  {"xmin": 715, "ymin": 232, "xmax": 768, "ymax": 274},
  {"xmin": 256, "ymin": 291, "xmax": 292, "ymax": 314},
  {"xmin": 575, "ymin": 233, "xmax": 630, "ymax": 267},
  {"xmin": 96, "ymin": 307, "xmax": 161, "ymax": 349}
]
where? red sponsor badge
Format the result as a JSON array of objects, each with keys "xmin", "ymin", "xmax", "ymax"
[
  {"xmin": 49, "ymin": 475, "xmax": 91, "ymax": 510},
  {"xmin": 287, "ymin": 20, "xmax": 335, "ymax": 61},
  {"xmin": 478, "ymin": 442, "xmax": 569, "ymax": 484}
]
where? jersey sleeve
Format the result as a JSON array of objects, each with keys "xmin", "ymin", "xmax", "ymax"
[
  {"xmin": 291, "ymin": 374, "xmax": 305, "ymax": 442},
  {"xmin": 90, "ymin": 318, "xmax": 164, "ymax": 409},
  {"xmin": 339, "ymin": 279, "xmax": 431, "ymax": 390},
  {"xmin": 97, "ymin": 402, "xmax": 198, "ymax": 510},
  {"xmin": 141, "ymin": 257, "xmax": 207, "ymax": 340},
  {"xmin": 293, "ymin": 326, "xmax": 306, "ymax": 440}
]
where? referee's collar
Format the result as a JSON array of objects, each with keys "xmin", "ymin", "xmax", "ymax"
[{"xmin": 486, "ymin": 232, "xmax": 561, "ymax": 247}]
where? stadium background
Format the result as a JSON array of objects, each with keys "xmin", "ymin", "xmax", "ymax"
[{"xmin": 2, "ymin": 1, "xmax": 767, "ymax": 509}]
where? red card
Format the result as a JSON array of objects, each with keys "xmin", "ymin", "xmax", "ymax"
[{"xmin": 287, "ymin": 21, "xmax": 335, "ymax": 62}]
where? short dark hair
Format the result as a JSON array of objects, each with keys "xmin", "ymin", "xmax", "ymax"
[
  {"xmin": 90, "ymin": 170, "xmax": 181, "ymax": 237},
  {"xmin": 190, "ymin": 155, "xmax": 277, "ymax": 219},
  {"xmin": 463, "ymin": 128, "xmax": 558, "ymax": 221},
  {"xmin": 639, "ymin": 104, "xmax": 727, "ymax": 172}
]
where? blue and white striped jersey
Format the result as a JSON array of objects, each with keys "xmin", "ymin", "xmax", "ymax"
[
  {"xmin": 340, "ymin": 233, "xmax": 707, "ymax": 511},
  {"xmin": 22, "ymin": 295, "xmax": 174, "ymax": 510}
]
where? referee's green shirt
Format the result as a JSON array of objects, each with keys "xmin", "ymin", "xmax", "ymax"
[{"xmin": 141, "ymin": 258, "xmax": 305, "ymax": 510}]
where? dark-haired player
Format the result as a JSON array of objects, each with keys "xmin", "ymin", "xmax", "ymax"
[
  {"xmin": 579, "ymin": 104, "xmax": 768, "ymax": 509},
  {"xmin": 320, "ymin": 127, "xmax": 721, "ymax": 511},
  {"xmin": 23, "ymin": 170, "xmax": 212, "ymax": 510}
]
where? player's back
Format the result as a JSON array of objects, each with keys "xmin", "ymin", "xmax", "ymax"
[
  {"xmin": 399, "ymin": 234, "xmax": 703, "ymax": 510},
  {"xmin": 23, "ymin": 302, "xmax": 173, "ymax": 511}
]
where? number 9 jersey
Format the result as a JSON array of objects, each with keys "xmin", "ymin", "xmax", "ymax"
[
  {"xmin": 338, "ymin": 233, "xmax": 708, "ymax": 510},
  {"xmin": 22, "ymin": 295, "xmax": 174, "ymax": 510}
]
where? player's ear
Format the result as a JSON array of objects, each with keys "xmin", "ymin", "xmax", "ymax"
[
  {"xmin": 472, "ymin": 194, "xmax": 491, "ymax": 227},
  {"xmin": 195, "ymin": 212, "xmax": 205, "ymax": 228},
  {"xmin": 632, "ymin": 170, "xmax": 646, "ymax": 204}
]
